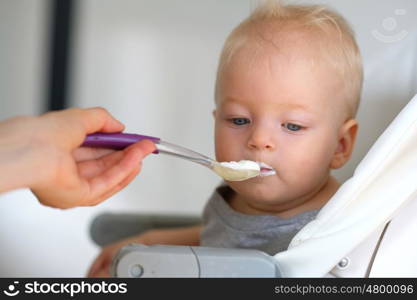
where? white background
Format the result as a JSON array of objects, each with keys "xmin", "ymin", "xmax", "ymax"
[{"xmin": 0, "ymin": 0, "xmax": 416, "ymax": 276}]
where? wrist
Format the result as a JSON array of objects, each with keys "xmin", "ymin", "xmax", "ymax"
[
  {"xmin": 0, "ymin": 116, "xmax": 44, "ymax": 192},
  {"xmin": 0, "ymin": 153, "xmax": 35, "ymax": 192}
]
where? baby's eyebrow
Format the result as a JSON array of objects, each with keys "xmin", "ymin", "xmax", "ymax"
[
  {"xmin": 279, "ymin": 103, "xmax": 318, "ymax": 122},
  {"xmin": 280, "ymin": 103, "xmax": 318, "ymax": 117},
  {"xmin": 221, "ymin": 97, "xmax": 245, "ymax": 104},
  {"xmin": 219, "ymin": 98, "xmax": 247, "ymax": 109},
  {"xmin": 279, "ymin": 103, "xmax": 310, "ymax": 111},
  {"xmin": 220, "ymin": 97, "xmax": 315, "ymax": 116}
]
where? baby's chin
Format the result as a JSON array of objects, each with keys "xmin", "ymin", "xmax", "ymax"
[{"xmin": 227, "ymin": 179, "xmax": 287, "ymax": 204}]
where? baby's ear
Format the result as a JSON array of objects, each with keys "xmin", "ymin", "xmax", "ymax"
[
  {"xmin": 330, "ymin": 119, "xmax": 358, "ymax": 169},
  {"xmin": 212, "ymin": 109, "xmax": 217, "ymax": 119}
]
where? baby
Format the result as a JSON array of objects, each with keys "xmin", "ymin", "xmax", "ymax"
[{"xmin": 88, "ymin": 0, "xmax": 363, "ymax": 276}]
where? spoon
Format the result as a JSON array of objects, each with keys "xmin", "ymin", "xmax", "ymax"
[{"xmin": 82, "ymin": 133, "xmax": 261, "ymax": 181}]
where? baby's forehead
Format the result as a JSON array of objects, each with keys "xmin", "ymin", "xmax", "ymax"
[
  {"xmin": 218, "ymin": 58, "xmax": 349, "ymax": 121},
  {"xmin": 235, "ymin": 25, "xmax": 332, "ymax": 66},
  {"xmin": 220, "ymin": 41, "xmax": 343, "ymax": 95},
  {"xmin": 226, "ymin": 17, "xmax": 351, "ymax": 74}
]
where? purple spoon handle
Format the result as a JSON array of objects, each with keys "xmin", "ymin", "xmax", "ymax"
[{"xmin": 82, "ymin": 133, "xmax": 161, "ymax": 153}]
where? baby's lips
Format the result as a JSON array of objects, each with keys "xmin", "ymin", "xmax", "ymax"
[
  {"xmin": 257, "ymin": 161, "xmax": 275, "ymax": 171},
  {"xmin": 256, "ymin": 161, "xmax": 277, "ymax": 177}
]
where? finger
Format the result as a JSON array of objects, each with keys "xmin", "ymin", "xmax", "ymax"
[
  {"xmin": 132, "ymin": 139, "xmax": 157, "ymax": 155},
  {"xmin": 42, "ymin": 108, "xmax": 125, "ymax": 150},
  {"xmin": 87, "ymin": 261, "xmax": 102, "ymax": 278},
  {"xmin": 81, "ymin": 107, "xmax": 125, "ymax": 134},
  {"xmin": 85, "ymin": 141, "xmax": 154, "ymax": 205},
  {"xmin": 77, "ymin": 151, "xmax": 124, "ymax": 179},
  {"xmin": 73, "ymin": 147, "xmax": 115, "ymax": 162},
  {"xmin": 94, "ymin": 269, "xmax": 111, "ymax": 278},
  {"xmin": 87, "ymin": 252, "xmax": 107, "ymax": 277},
  {"xmin": 116, "ymin": 164, "xmax": 142, "ymax": 190},
  {"xmin": 92, "ymin": 164, "xmax": 141, "ymax": 205}
]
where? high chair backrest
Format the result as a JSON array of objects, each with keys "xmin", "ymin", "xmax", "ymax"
[{"xmin": 275, "ymin": 94, "xmax": 417, "ymax": 277}]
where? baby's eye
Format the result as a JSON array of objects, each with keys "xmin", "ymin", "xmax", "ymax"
[
  {"xmin": 230, "ymin": 118, "xmax": 250, "ymax": 126},
  {"xmin": 282, "ymin": 122, "xmax": 304, "ymax": 132}
]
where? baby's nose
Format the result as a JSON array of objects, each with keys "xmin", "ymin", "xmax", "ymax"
[{"xmin": 247, "ymin": 128, "xmax": 276, "ymax": 150}]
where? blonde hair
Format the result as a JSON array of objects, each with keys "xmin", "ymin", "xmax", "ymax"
[{"xmin": 215, "ymin": 0, "xmax": 363, "ymax": 118}]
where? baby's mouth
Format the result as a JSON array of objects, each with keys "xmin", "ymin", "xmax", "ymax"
[{"xmin": 257, "ymin": 162, "xmax": 276, "ymax": 177}]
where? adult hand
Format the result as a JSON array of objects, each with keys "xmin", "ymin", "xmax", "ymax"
[{"xmin": 0, "ymin": 107, "xmax": 156, "ymax": 208}]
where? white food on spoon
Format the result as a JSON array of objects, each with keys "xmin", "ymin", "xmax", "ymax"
[{"xmin": 213, "ymin": 160, "xmax": 260, "ymax": 181}]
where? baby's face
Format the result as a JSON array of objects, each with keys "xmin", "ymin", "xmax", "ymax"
[{"xmin": 214, "ymin": 45, "xmax": 347, "ymax": 208}]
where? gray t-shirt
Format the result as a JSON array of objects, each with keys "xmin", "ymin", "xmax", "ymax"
[{"xmin": 200, "ymin": 185, "xmax": 319, "ymax": 255}]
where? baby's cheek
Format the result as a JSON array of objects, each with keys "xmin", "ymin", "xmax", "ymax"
[
  {"xmin": 215, "ymin": 133, "xmax": 244, "ymax": 162},
  {"xmin": 215, "ymin": 143, "xmax": 236, "ymax": 162},
  {"xmin": 214, "ymin": 136, "xmax": 228, "ymax": 161},
  {"xmin": 286, "ymin": 153, "xmax": 330, "ymax": 184},
  {"xmin": 298, "ymin": 139, "xmax": 335, "ymax": 167}
]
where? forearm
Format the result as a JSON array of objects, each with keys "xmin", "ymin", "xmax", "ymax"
[{"xmin": 142, "ymin": 225, "xmax": 202, "ymax": 246}]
